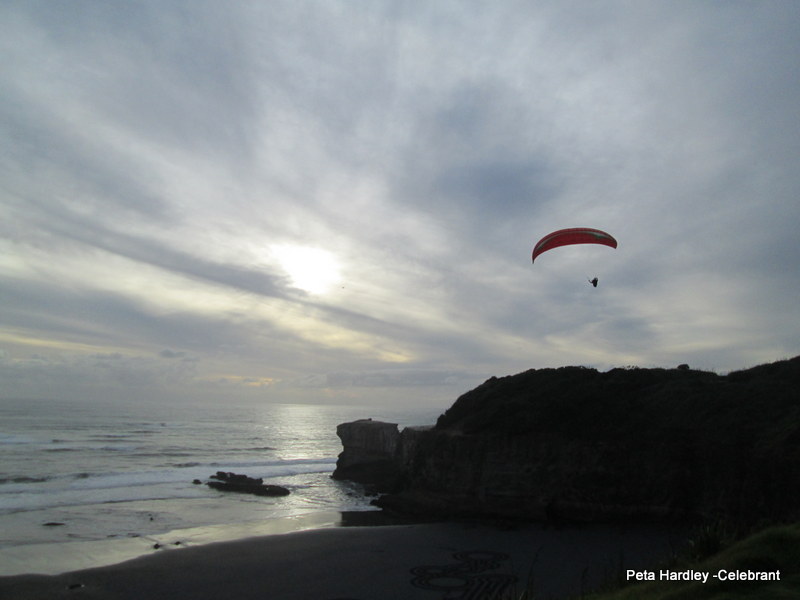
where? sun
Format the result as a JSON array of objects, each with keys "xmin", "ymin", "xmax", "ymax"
[{"xmin": 272, "ymin": 245, "xmax": 341, "ymax": 294}]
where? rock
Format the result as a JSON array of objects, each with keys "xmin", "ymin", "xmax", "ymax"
[
  {"xmin": 192, "ymin": 479, "xmax": 202, "ymax": 485},
  {"xmin": 371, "ymin": 356, "xmax": 800, "ymax": 528},
  {"xmin": 205, "ymin": 471, "xmax": 290, "ymax": 497},
  {"xmin": 331, "ymin": 419, "xmax": 404, "ymax": 491},
  {"xmin": 43, "ymin": 522, "xmax": 65, "ymax": 527}
]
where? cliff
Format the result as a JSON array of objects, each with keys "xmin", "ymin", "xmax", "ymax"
[
  {"xmin": 336, "ymin": 356, "xmax": 800, "ymax": 528},
  {"xmin": 331, "ymin": 419, "xmax": 403, "ymax": 491}
]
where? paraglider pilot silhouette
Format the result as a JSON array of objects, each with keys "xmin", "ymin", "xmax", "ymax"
[{"xmin": 531, "ymin": 228, "xmax": 617, "ymax": 287}]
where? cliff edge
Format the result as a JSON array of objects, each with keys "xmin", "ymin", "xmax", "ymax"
[{"xmin": 336, "ymin": 356, "xmax": 800, "ymax": 528}]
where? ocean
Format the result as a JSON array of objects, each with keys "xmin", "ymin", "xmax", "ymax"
[{"xmin": 0, "ymin": 397, "xmax": 443, "ymax": 575}]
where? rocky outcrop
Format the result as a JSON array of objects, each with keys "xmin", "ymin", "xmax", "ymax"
[
  {"xmin": 332, "ymin": 419, "xmax": 434, "ymax": 493},
  {"xmin": 206, "ymin": 471, "xmax": 290, "ymax": 496},
  {"xmin": 331, "ymin": 419, "xmax": 404, "ymax": 491},
  {"xmin": 338, "ymin": 357, "xmax": 800, "ymax": 529}
]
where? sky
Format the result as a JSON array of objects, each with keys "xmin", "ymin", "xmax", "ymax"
[{"xmin": 2, "ymin": 1, "xmax": 799, "ymax": 408}]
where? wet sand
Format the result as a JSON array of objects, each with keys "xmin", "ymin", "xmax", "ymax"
[{"xmin": 0, "ymin": 519, "xmax": 685, "ymax": 600}]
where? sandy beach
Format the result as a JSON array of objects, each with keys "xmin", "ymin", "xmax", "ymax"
[{"xmin": 0, "ymin": 519, "xmax": 686, "ymax": 600}]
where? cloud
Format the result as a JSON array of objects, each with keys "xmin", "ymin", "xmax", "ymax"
[
  {"xmin": 293, "ymin": 368, "xmax": 477, "ymax": 389},
  {"xmin": 0, "ymin": 349, "xmax": 199, "ymax": 402},
  {"xmin": 158, "ymin": 349, "xmax": 188, "ymax": 359},
  {"xmin": 1, "ymin": 1, "xmax": 799, "ymax": 405}
]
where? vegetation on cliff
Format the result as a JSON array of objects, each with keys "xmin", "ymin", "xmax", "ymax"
[
  {"xmin": 381, "ymin": 356, "xmax": 799, "ymax": 529},
  {"xmin": 584, "ymin": 520, "xmax": 800, "ymax": 600},
  {"xmin": 437, "ymin": 358, "xmax": 799, "ymax": 443}
]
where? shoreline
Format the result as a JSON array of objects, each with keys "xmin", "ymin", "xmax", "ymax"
[
  {"xmin": 0, "ymin": 509, "xmax": 405, "ymax": 577},
  {"xmin": 0, "ymin": 518, "xmax": 688, "ymax": 600}
]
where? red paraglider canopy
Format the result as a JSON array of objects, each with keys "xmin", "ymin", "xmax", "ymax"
[{"xmin": 532, "ymin": 227, "xmax": 617, "ymax": 263}]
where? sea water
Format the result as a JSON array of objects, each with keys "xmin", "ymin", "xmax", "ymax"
[{"xmin": 0, "ymin": 397, "xmax": 442, "ymax": 573}]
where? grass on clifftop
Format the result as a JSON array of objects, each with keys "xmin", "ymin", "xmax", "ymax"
[{"xmin": 580, "ymin": 521, "xmax": 800, "ymax": 600}]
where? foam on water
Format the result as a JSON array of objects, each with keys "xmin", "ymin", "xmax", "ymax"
[
  {"xmin": 0, "ymin": 398, "xmax": 443, "ymax": 565},
  {"xmin": 0, "ymin": 458, "xmax": 339, "ymax": 513}
]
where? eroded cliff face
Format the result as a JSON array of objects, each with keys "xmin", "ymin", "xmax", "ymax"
[
  {"xmin": 331, "ymin": 419, "xmax": 403, "ymax": 490},
  {"xmin": 336, "ymin": 357, "xmax": 800, "ymax": 527},
  {"xmin": 376, "ymin": 428, "xmax": 746, "ymax": 524},
  {"xmin": 332, "ymin": 420, "xmax": 433, "ymax": 492}
]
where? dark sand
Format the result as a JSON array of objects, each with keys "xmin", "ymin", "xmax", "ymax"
[{"xmin": 0, "ymin": 520, "xmax": 686, "ymax": 600}]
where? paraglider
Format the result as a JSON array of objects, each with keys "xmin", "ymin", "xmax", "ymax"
[
  {"xmin": 532, "ymin": 228, "xmax": 617, "ymax": 287},
  {"xmin": 531, "ymin": 228, "xmax": 618, "ymax": 263}
]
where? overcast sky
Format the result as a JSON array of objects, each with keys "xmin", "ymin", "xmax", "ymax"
[{"xmin": 2, "ymin": 1, "xmax": 799, "ymax": 408}]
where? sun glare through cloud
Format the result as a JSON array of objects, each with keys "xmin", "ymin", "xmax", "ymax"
[{"xmin": 272, "ymin": 245, "xmax": 341, "ymax": 295}]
